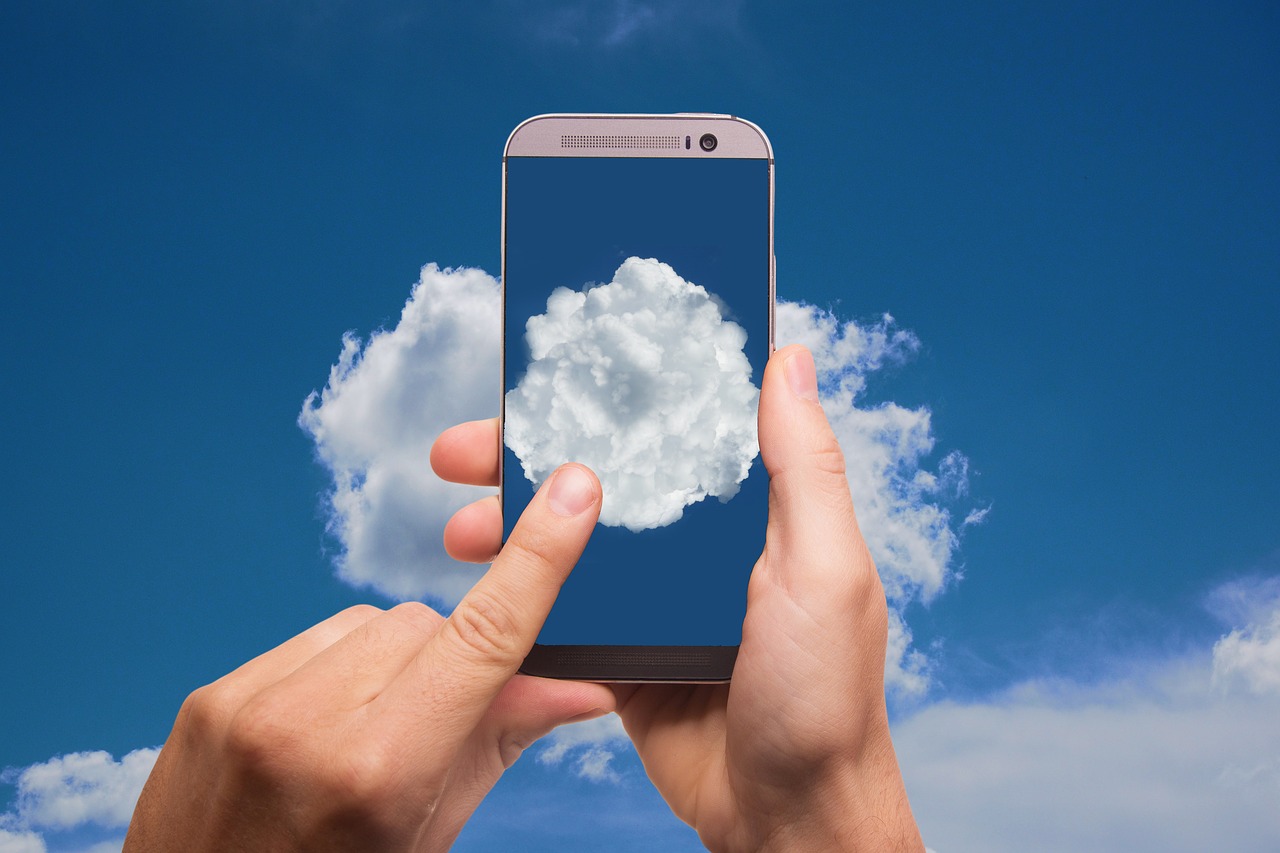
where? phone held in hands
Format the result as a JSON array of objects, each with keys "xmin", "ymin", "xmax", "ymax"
[{"xmin": 502, "ymin": 114, "xmax": 775, "ymax": 681}]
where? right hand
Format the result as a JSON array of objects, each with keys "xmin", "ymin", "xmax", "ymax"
[{"xmin": 433, "ymin": 345, "xmax": 923, "ymax": 852}]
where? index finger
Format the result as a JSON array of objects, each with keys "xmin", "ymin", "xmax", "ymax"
[
  {"xmin": 375, "ymin": 463, "xmax": 601, "ymax": 745},
  {"xmin": 431, "ymin": 417, "xmax": 499, "ymax": 486}
]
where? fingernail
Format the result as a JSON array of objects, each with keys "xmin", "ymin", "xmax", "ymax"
[
  {"xmin": 547, "ymin": 465, "xmax": 597, "ymax": 517},
  {"xmin": 785, "ymin": 349, "xmax": 820, "ymax": 403}
]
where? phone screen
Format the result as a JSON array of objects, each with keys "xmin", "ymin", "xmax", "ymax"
[{"xmin": 503, "ymin": 154, "xmax": 770, "ymax": 647}]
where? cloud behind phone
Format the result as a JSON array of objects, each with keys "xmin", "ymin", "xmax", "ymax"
[
  {"xmin": 299, "ymin": 261, "xmax": 975, "ymax": 702},
  {"xmin": 298, "ymin": 263, "xmax": 501, "ymax": 603},
  {"xmin": 504, "ymin": 256, "xmax": 760, "ymax": 532},
  {"xmin": 776, "ymin": 302, "xmax": 985, "ymax": 696}
]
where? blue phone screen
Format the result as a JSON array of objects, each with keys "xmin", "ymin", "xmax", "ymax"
[{"xmin": 503, "ymin": 156, "xmax": 770, "ymax": 646}]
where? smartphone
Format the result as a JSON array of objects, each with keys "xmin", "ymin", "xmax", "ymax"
[{"xmin": 502, "ymin": 114, "xmax": 774, "ymax": 681}]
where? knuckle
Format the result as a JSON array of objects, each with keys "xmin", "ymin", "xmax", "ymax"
[
  {"xmin": 444, "ymin": 590, "xmax": 524, "ymax": 666},
  {"xmin": 387, "ymin": 600, "xmax": 443, "ymax": 634},
  {"xmin": 808, "ymin": 429, "xmax": 849, "ymax": 480},
  {"xmin": 179, "ymin": 682, "xmax": 239, "ymax": 739},
  {"xmin": 808, "ymin": 438, "xmax": 849, "ymax": 479},
  {"xmin": 225, "ymin": 692, "xmax": 299, "ymax": 772},
  {"xmin": 320, "ymin": 738, "xmax": 403, "ymax": 810},
  {"xmin": 342, "ymin": 603, "xmax": 384, "ymax": 621}
]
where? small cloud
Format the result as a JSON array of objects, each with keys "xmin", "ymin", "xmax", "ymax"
[
  {"xmin": 574, "ymin": 747, "xmax": 620, "ymax": 783},
  {"xmin": 506, "ymin": 257, "xmax": 759, "ymax": 532},
  {"xmin": 1212, "ymin": 588, "xmax": 1280, "ymax": 697},
  {"xmin": 963, "ymin": 506, "xmax": 991, "ymax": 527},
  {"xmin": 0, "ymin": 829, "xmax": 46, "ymax": 853},
  {"xmin": 886, "ymin": 609, "xmax": 932, "ymax": 698},
  {"xmin": 537, "ymin": 714, "xmax": 629, "ymax": 783},
  {"xmin": 1205, "ymin": 565, "xmax": 1280, "ymax": 627},
  {"xmin": 0, "ymin": 748, "xmax": 158, "ymax": 852}
]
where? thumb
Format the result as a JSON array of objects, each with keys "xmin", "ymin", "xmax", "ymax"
[
  {"xmin": 378, "ymin": 463, "xmax": 601, "ymax": 747},
  {"xmin": 757, "ymin": 345, "xmax": 875, "ymax": 596}
]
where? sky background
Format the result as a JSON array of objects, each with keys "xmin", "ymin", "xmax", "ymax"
[{"xmin": 2, "ymin": 1, "xmax": 1278, "ymax": 851}]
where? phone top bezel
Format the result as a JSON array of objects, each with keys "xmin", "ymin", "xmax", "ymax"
[
  {"xmin": 501, "ymin": 113, "xmax": 775, "ymax": 683},
  {"xmin": 504, "ymin": 112, "xmax": 773, "ymax": 160}
]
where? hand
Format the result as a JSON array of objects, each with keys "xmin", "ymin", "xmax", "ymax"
[
  {"xmin": 434, "ymin": 345, "xmax": 924, "ymax": 852},
  {"xmin": 125, "ymin": 463, "xmax": 613, "ymax": 852}
]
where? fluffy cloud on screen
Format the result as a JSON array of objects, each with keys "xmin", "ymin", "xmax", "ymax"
[{"xmin": 505, "ymin": 256, "xmax": 760, "ymax": 532}]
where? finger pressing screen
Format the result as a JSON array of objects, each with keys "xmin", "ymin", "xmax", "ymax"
[{"xmin": 375, "ymin": 463, "xmax": 601, "ymax": 745}]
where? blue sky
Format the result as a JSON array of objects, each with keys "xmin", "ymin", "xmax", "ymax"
[{"xmin": 2, "ymin": 1, "xmax": 1278, "ymax": 851}]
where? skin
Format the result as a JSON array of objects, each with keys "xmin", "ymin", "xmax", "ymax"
[
  {"xmin": 125, "ymin": 464, "xmax": 614, "ymax": 852},
  {"xmin": 125, "ymin": 345, "xmax": 923, "ymax": 852}
]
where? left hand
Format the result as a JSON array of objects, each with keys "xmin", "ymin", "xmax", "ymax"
[{"xmin": 125, "ymin": 462, "xmax": 613, "ymax": 852}]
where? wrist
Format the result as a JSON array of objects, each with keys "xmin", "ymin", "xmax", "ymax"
[{"xmin": 748, "ymin": 732, "xmax": 924, "ymax": 853}]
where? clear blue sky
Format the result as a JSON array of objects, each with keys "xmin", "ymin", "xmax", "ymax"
[{"xmin": 2, "ymin": 2, "xmax": 1277, "ymax": 851}]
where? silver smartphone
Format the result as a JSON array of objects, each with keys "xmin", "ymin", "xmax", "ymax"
[{"xmin": 502, "ymin": 114, "xmax": 774, "ymax": 681}]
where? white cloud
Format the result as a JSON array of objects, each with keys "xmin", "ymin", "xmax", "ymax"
[
  {"xmin": 777, "ymin": 303, "xmax": 972, "ymax": 696},
  {"xmin": 2, "ymin": 748, "xmax": 157, "ymax": 832},
  {"xmin": 897, "ymin": 659, "xmax": 1280, "ymax": 852},
  {"xmin": 537, "ymin": 713, "xmax": 630, "ymax": 783},
  {"xmin": 1206, "ymin": 570, "xmax": 1280, "ymax": 626},
  {"xmin": 571, "ymin": 746, "xmax": 621, "ymax": 783},
  {"xmin": 885, "ymin": 609, "xmax": 931, "ymax": 698},
  {"xmin": 299, "ymin": 263, "xmax": 501, "ymax": 605},
  {"xmin": 778, "ymin": 303, "xmax": 961, "ymax": 606},
  {"xmin": 1212, "ymin": 594, "xmax": 1280, "ymax": 696},
  {"xmin": 896, "ymin": 576, "xmax": 1280, "ymax": 853},
  {"xmin": 0, "ymin": 748, "xmax": 158, "ymax": 853},
  {"xmin": 506, "ymin": 257, "xmax": 759, "ymax": 532},
  {"xmin": 0, "ymin": 829, "xmax": 45, "ymax": 853}
]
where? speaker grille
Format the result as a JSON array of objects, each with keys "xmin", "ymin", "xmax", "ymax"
[{"xmin": 561, "ymin": 134, "xmax": 682, "ymax": 150}]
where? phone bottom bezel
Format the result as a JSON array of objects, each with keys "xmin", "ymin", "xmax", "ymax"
[{"xmin": 519, "ymin": 644, "xmax": 738, "ymax": 682}]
